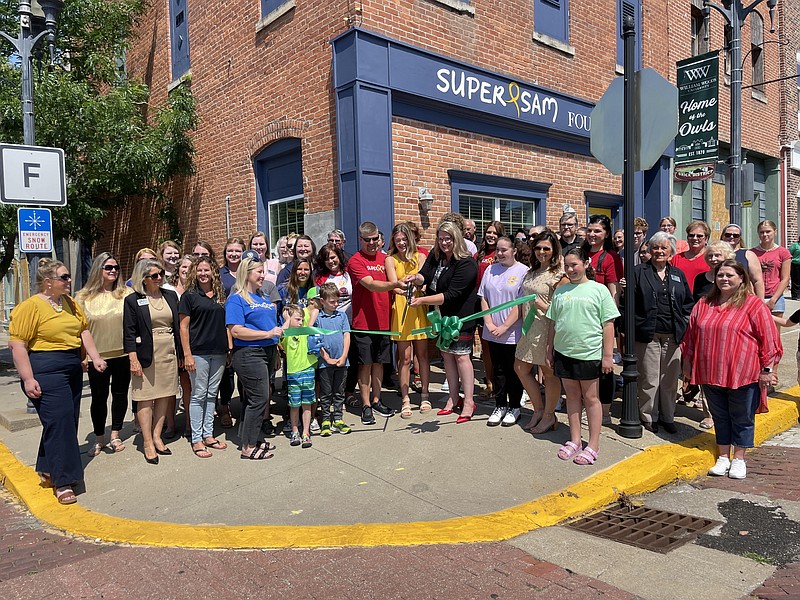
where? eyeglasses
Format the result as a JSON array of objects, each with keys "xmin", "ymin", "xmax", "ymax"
[
  {"xmin": 145, "ymin": 271, "xmax": 165, "ymax": 280},
  {"xmin": 437, "ymin": 237, "xmax": 453, "ymax": 244},
  {"xmin": 102, "ymin": 265, "xmax": 120, "ymax": 272},
  {"xmin": 633, "ymin": 231, "xmax": 645, "ymax": 237},
  {"xmin": 687, "ymin": 234, "xmax": 706, "ymax": 239},
  {"xmin": 722, "ymin": 232, "xmax": 741, "ymax": 239},
  {"xmin": 51, "ymin": 274, "xmax": 72, "ymax": 281},
  {"xmin": 560, "ymin": 223, "xmax": 576, "ymax": 228},
  {"xmin": 533, "ymin": 246, "xmax": 552, "ymax": 252},
  {"xmin": 361, "ymin": 236, "xmax": 380, "ymax": 243}
]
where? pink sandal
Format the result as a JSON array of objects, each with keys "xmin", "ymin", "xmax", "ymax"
[
  {"xmin": 573, "ymin": 447, "xmax": 598, "ymax": 465},
  {"xmin": 557, "ymin": 441, "xmax": 581, "ymax": 461}
]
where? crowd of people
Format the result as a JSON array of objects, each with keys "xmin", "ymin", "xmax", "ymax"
[{"xmin": 8, "ymin": 213, "xmax": 796, "ymax": 505}]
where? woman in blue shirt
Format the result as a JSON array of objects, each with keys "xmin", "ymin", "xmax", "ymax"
[{"xmin": 226, "ymin": 258, "xmax": 284, "ymax": 460}]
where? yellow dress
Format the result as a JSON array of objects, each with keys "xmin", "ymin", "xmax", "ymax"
[{"xmin": 389, "ymin": 252, "xmax": 430, "ymax": 341}]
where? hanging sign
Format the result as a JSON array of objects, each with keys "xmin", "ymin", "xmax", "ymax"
[{"xmin": 674, "ymin": 52, "xmax": 719, "ymax": 181}]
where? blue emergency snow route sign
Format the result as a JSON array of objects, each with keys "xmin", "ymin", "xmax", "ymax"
[{"xmin": 18, "ymin": 207, "xmax": 53, "ymax": 253}]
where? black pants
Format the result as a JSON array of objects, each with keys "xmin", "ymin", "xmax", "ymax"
[
  {"xmin": 488, "ymin": 341, "xmax": 524, "ymax": 408},
  {"xmin": 318, "ymin": 366, "xmax": 347, "ymax": 421},
  {"xmin": 88, "ymin": 356, "xmax": 130, "ymax": 435},
  {"xmin": 231, "ymin": 345, "xmax": 276, "ymax": 447},
  {"xmin": 791, "ymin": 262, "xmax": 800, "ymax": 300},
  {"xmin": 218, "ymin": 365, "xmax": 244, "ymax": 407},
  {"xmin": 27, "ymin": 349, "xmax": 83, "ymax": 487}
]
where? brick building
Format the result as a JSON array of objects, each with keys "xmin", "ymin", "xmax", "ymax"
[
  {"xmin": 101, "ymin": 0, "xmax": 784, "ymax": 261},
  {"xmin": 778, "ymin": 0, "xmax": 800, "ymax": 246}
]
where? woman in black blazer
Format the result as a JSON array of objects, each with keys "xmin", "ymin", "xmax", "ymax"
[
  {"xmin": 123, "ymin": 259, "xmax": 183, "ymax": 464},
  {"xmin": 408, "ymin": 221, "xmax": 480, "ymax": 423},
  {"xmin": 631, "ymin": 232, "xmax": 694, "ymax": 434}
]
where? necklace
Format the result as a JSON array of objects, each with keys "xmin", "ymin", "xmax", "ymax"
[
  {"xmin": 149, "ymin": 294, "xmax": 165, "ymax": 310},
  {"xmin": 42, "ymin": 294, "xmax": 62, "ymax": 313}
]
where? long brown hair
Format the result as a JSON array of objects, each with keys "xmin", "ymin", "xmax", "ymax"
[
  {"xmin": 477, "ymin": 220, "xmax": 505, "ymax": 261},
  {"xmin": 705, "ymin": 259, "xmax": 752, "ymax": 308},
  {"xmin": 185, "ymin": 256, "xmax": 225, "ymax": 303},
  {"xmin": 286, "ymin": 258, "xmax": 314, "ymax": 304},
  {"xmin": 530, "ymin": 230, "xmax": 563, "ymax": 273}
]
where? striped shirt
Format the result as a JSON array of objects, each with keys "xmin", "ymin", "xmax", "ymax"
[{"xmin": 681, "ymin": 294, "xmax": 782, "ymax": 389}]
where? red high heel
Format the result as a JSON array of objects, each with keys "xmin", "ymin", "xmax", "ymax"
[
  {"xmin": 456, "ymin": 414, "xmax": 472, "ymax": 424},
  {"xmin": 454, "ymin": 397, "xmax": 464, "ymax": 413},
  {"xmin": 437, "ymin": 407, "xmax": 453, "ymax": 416}
]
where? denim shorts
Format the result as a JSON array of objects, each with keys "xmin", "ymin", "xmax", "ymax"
[{"xmin": 766, "ymin": 294, "xmax": 785, "ymax": 314}]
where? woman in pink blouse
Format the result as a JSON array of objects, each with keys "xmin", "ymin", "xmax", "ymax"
[
  {"xmin": 681, "ymin": 260, "xmax": 782, "ymax": 480},
  {"xmin": 750, "ymin": 220, "xmax": 791, "ymax": 317}
]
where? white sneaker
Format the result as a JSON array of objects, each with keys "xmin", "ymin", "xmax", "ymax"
[
  {"xmin": 441, "ymin": 380, "xmax": 450, "ymax": 393},
  {"xmin": 309, "ymin": 418, "xmax": 321, "ymax": 434},
  {"xmin": 728, "ymin": 458, "xmax": 747, "ymax": 479},
  {"xmin": 708, "ymin": 456, "xmax": 731, "ymax": 476},
  {"xmin": 487, "ymin": 406, "xmax": 507, "ymax": 426},
  {"xmin": 502, "ymin": 408, "xmax": 521, "ymax": 426},
  {"xmin": 520, "ymin": 390, "xmax": 531, "ymax": 408}
]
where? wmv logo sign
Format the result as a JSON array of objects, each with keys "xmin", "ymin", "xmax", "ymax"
[{"xmin": 683, "ymin": 65, "xmax": 711, "ymax": 81}]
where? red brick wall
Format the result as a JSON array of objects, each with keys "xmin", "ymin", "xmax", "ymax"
[
  {"xmin": 778, "ymin": 0, "xmax": 800, "ymax": 245},
  {"xmin": 100, "ymin": 0, "xmax": 784, "ymax": 265}
]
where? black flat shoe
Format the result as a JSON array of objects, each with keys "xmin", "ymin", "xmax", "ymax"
[
  {"xmin": 155, "ymin": 447, "xmax": 172, "ymax": 456},
  {"xmin": 642, "ymin": 422, "xmax": 659, "ymax": 433},
  {"xmin": 658, "ymin": 420, "xmax": 678, "ymax": 434},
  {"xmin": 145, "ymin": 454, "xmax": 159, "ymax": 465}
]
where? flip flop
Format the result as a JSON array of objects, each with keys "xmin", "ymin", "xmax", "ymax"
[
  {"xmin": 193, "ymin": 447, "xmax": 212, "ymax": 459},
  {"xmin": 87, "ymin": 442, "xmax": 104, "ymax": 457},
  {"xmin": 203, "ymin": 439, "xmax": 227, "ymax": 450},
  {"xmin": 573, "ymin": 447, "xmax": 599, "ymax": 465},
  {"xmin": 557, "ymin": 441, "xmax": 581, "ymax": 461}
]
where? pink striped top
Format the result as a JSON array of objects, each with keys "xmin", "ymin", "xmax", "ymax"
[{"xmin": 681, "ymin": 294, "xmax": 782, "ymax": 389}]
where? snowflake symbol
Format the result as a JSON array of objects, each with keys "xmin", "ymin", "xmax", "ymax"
[{"xmin": 25, "ymin": 212, "xmax": 45, "ymax": 230}]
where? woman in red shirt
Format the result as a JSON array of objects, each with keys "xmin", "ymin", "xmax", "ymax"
[
  {"xmin": 671, "ymin": 221, "xmax": 711, "ymax": 293},
  {"xmin": 583, "ymin": 214, "xmax": 623, "ymax": 426},
  {"xmin": 750, "ymin": 220, "xmax": 791, "ymax": 317},
  {"xmin": 681, "ymin": 260, "xmax": 782, "ymax": 480}
]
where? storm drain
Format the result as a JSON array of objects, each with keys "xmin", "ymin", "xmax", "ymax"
[{"xmin": 565, "ymin": 504, "xmax": 721, "ymax": 553}]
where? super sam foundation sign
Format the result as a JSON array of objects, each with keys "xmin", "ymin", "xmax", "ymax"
[{"xmin": 389, "ymin": 46, "xmax": 594, "ymax": 139}]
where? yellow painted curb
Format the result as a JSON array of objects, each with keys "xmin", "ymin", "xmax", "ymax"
[{"xmin": 1, "ymin": 391, "xmax": 798, "ymax": 549}]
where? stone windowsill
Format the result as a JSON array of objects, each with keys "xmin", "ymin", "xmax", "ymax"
[
  {"xmin": 532, "ymin": 31, "xmax": 575, "ymax": 57},
  {"xmin": 751, "ymin": 88, "xmax": 767, "ymax": 104},
  {"xmin": 167, "ymin": 70, "xmax": 191, "ymax": 92},
  {"xmin": 256, "ymin": 0, "xmax": 296, "ymax": 33},
  {"xmin": 427, "ymin": 0, "xmax": 475, "ymax": 16}
]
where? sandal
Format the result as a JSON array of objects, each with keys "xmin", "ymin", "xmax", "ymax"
[
  {"xmin": 699, "ymin": 418, "xmax": 714, "ymax": 430},
  {"xmin": 301, "ymin": 434, "xmax": 312, "ymax": 449},
  {"xmin": 108, "ymin": 438, "xmax": 125, "ymax": 453},
  {"xmin": 38, "ymin": 472, "xmax": 52, "ymax": 488},
  {"xmin": 203, "ymin": 438, "xmax": 227, "ymax": 450},
  {"xmin": 557, "ymin": 441, "xmax": 582, "ymax": 461},
  {"xmin": 55, "ymin": 487, "xmax": 77, "ymax": 505},
  {"xmin": 240, "ymin": 446, "xmax": 273, "ymax": 460},
  {"xmin": 419, "ymin": 393, "xmax": 432, "ymax": 413},
  {"xmin": 573, "ymin": 447, "xmax": 599, "ymax": 466},
  {"xmin": 219, "ymin": 405, "xmax": 234, "ymax": 428},
  {"xmin": 87, "ymin": 442, "xmax": 104, "ymax": 457},
  {"xmin": 193, "ymin": 446, "xmax": 213, "ymax": 459},
  {"xmin": 401, "ymin": 397, "xmax": 413, "ymax": 419},
  {"xmin": 258, "ymin": 441, "xmax": 277, "ymax": 452}
]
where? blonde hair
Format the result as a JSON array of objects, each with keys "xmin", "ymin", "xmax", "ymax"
[
  {"xmin": 433, "ymin": 221, "xmax": 471, "ymax": 261},
  {"xmin": 130, "ymin": 259, "xmax": 164, "ymax": 295},
  {"xmin": 705, "ymin": 240, "xmax": 735, "ymax": 265},
  {"xmin": 35, "ymin": 258, "xmax": 67, "ymax": 293},
  {"xmin": 75, "ymin": 252, "xmax": 127, "ymax": 301},
  {"xmin": 231, "ymin": 258, "xmax": 264, "ymax": 307},
  {"xmin": 388, "ymin": 222, "xmax": 419, "ymax": 263}
]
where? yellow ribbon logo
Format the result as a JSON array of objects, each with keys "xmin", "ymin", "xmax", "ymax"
[{"xmin": 507, "ymin": 82, "xmax": 521, "ymax": 118}]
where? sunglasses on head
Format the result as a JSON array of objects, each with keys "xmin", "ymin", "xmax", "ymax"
[
  {"xmin": 102, "ymin": 265, "xmax": 120, "ymax": 272},
  {"xmin": 145, "ymin": 270, "xmax": 165, "ymax": 280}
]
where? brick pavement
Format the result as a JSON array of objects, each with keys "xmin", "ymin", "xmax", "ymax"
[{"xmin": 0, "ymin": 487, "xmax": 637, "ymax": 600}]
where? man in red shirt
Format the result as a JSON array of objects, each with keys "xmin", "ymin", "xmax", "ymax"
[{"xmin": 347, "ymin": 221, "xmax": 406, "ymax": 425}]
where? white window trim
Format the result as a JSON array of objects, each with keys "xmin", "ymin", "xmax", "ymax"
[{"xmin": 268, "ymin": 193, "xmax": 305, "ymax": 241}]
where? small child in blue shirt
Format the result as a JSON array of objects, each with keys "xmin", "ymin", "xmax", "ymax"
[{"xmin": 314, "ymin": 283, "xmax": 351, "ymax": 436}]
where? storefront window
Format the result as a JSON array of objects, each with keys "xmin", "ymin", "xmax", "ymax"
[{"xmin": 459, "ymin": 193, "xmax": 535, "ymax": 242}]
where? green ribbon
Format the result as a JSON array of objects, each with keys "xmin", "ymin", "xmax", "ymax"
[
  {"xmin": 410, "ymin": 293, "xmax": 538, "ymax": 350},
  {"xmin": 282, "ymin": 326, "xmax": 401, "ymax": 337}
]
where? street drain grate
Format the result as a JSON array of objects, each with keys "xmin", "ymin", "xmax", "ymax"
[{"xmin": 565, "ymin": 505, "xmax": 721, "ymax": 553}]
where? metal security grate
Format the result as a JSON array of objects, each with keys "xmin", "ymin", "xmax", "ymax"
[{"xmin": 566, "ymin": 505, "xmax": 721, "ymax": 554}]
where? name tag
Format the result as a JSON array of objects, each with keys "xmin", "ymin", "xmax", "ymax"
[
  {"xmin": 137, "ymin": 298, "xmax": 149, "ymax": 306},
  {"xmin": 670, "ymin": 275, "xmax": 681, "ymax": 283}
]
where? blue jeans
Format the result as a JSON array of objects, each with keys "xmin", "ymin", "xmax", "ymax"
[
  {"xmin": 702, "ymin": 383, "xmax": 759, "ymax": 448},
  {"xmin": 188, "ymin": 354, "xmax": 226, "ymax": 443}
]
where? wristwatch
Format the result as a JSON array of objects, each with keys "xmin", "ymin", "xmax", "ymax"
[{"xmin": 761, "ymin": 367, "xmax": 773, "ymax": 374}]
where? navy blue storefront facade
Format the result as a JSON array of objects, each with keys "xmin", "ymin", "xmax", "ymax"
[{"xmin": 331, "ymin": 27, "xmax": 671, "ymax": 248}]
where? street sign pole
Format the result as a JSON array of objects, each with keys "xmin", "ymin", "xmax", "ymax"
[{"xmin": 618, "ymin": 14, "xmax": 642, "ymax": 440}]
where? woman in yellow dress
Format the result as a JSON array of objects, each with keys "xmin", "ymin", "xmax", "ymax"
[{"xmin": 385, "ymin": 222, "xmax": 431, "ymax": 417}]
